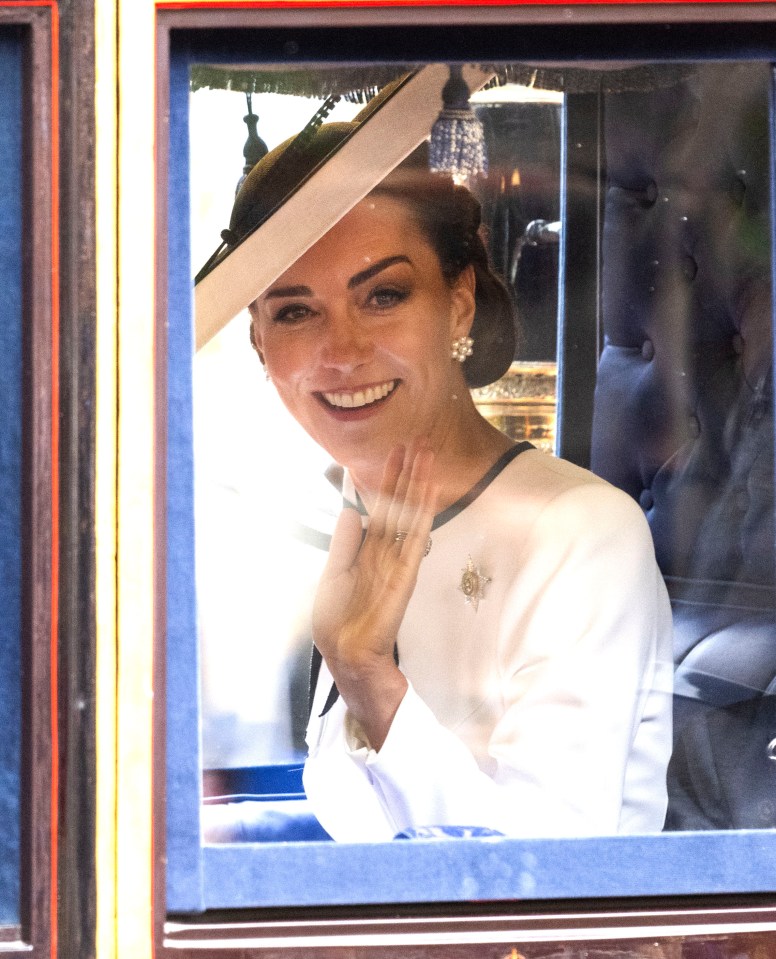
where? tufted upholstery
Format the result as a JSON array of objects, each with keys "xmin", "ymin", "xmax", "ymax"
[{"xmin": 589, "ymin": 63, "xmax": 775, "ymax": 732}]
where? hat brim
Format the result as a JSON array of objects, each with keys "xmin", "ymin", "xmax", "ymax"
[{"xmin": 194, "ymin": 64, "xmax": 493, "ymax": 350}]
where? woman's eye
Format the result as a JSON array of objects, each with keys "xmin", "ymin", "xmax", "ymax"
[
  {"xmin": 368, "ymin": 286, "xmax": 408, "ymax": 309},
  {"xmin": 273, "ymin": 302, "xmax": 313, "ymax": 323}
]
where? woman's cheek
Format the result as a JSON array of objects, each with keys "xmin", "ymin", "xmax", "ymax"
[
  {"xmin": 267, "ymin": 343, "xmax": 315, "ymax": 394},
  {"xmin": 262, "ymin": 330, "xmax": 306, "ymax": 380}
]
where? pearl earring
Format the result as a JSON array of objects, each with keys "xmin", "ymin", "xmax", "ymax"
[{"xmin": 451, "ymin": 336, "xmax": 474, "ymax": 362}]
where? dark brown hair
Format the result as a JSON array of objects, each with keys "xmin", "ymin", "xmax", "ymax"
[{"xmin": 370, "ymin": 145, "xmax": 518, "ymax": 385}]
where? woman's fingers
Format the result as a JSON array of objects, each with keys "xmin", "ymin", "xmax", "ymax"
[
  {"xmin": 367, "ymin": 444, "xmax": 405, "ymax": 540},
  {"xmin": 388, "ymin": 443, "xmax": 420, "ymax": 523},
  {"xmin": 323, "ymin": 506, "xmax": 364, "ymax": 580},
  {"xmin": 313, "ymin": 445, "xmax": 437, "ymax": 695},
  {"xmin": 325, "ymin": 443, "xmax": 435, "ymax": 588},
  {"xmin": 365, "ymin": 443, "xmax": 436, "ymax": 562},
  {"xmin": 393, "ymin": 449, "xmax": 436, "ymax": 562}
]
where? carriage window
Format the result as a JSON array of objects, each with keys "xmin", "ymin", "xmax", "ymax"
[{"xmin": 165, "ymin": 35, "xmax": 776, "ymax": 914}]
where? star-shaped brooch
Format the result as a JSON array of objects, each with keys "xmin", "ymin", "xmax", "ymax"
[{"xmin": 459, "ymin": 555, "xmax": 491, "ymax": 611}]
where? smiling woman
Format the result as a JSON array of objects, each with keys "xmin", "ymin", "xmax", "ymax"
[{"xmin": 195, "ymin": 89, "xmax": 674, "ymax": 844}]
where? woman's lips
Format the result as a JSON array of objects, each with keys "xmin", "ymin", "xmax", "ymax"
[{"xmin": 319, "ymin": 379, "xmax": 398, "ymax": 410}]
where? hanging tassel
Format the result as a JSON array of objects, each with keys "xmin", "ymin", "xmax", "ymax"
[
  {"xmin": 236, "ymin": 92, "xmax": 269, "ymax": 194},
  {"xmin": 429, "ymin": 65, "xmax": 487, "ymax": 183}
]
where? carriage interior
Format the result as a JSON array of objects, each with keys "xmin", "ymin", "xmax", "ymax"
[{"xmin": 192, "ymin": 60, "xmax": 776, "ymax": 842}]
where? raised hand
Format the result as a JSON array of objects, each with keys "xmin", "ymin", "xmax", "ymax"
[{"xmin": 312, "ymin": 443, "xmax": 437, "ymax": 749}]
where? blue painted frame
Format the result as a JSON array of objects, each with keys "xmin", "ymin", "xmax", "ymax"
[
  {"xmin": 0, "ymin": 29, "xmax": 27, "ymax": 927},
  {"xmin": 167, "ymin": 44, "xmax": 205, "ymax": 912},
  {"xmin": 165, "ymin": 34, "xmax": 776, "ymax": 914}
]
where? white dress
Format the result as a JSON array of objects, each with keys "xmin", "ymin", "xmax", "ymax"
[{"xmin": 304, "ymin": 446, "xmax": 674, "ymax": 842}]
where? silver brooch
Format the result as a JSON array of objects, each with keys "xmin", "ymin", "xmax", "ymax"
[{"xmin": 459, "ymin": 555, "xmax": 490, "ymax": 611}]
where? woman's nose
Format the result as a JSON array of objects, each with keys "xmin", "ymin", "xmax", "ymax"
[{"xmin": 318, "ymin": 311, "xmax": 372, "ymax": 370}]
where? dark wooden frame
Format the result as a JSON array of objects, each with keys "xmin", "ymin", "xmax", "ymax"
[
  {"xmin": 0, "ymin": 4, "xmax": 57, "ymax": 957},
  {"xmin": 56, "ymin": 0, "xmax": 98, "ymax": 955},
  {"xmin": 155, "ymin": 5, "xmax": 776, "ymax": 956}
]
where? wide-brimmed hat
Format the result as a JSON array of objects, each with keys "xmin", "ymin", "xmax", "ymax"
[
  {"xmin": 228, "ymin": 121, "xmax": 356, "ymax": 255},
  {"xmin": 195, "ymin": 73, "xmax": 516, "ymax": 387},
  {"xmin": 196, "ymin": 88, "xmax": 395, "ymax": 284}
]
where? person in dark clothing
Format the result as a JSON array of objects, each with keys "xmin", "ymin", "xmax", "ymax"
[{"xmin": 665, "ymin": 694, "xmax": 776, "ymax": 830}]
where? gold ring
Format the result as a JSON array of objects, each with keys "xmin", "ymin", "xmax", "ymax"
[{"xmin": 394, "ymin": 530, "xmax": 408, "ymax": 542}]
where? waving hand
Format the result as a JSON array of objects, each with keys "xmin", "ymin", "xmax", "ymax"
[{"xmin": 312, "ymin": 444, "xmax": 436, "ymax": 748}]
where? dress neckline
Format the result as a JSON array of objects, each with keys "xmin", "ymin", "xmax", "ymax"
[
  {"xmin": 430, "ymin": 441, "xmax": 533, "ymax": 530},
  {"xmin": 342, "ymin": 441, "xmax": 534, "ymax": 531}
]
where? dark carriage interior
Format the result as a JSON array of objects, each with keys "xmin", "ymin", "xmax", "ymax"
[{"xmin": 581, "ymin": 63, "xmax": 776, "ymax": 829}]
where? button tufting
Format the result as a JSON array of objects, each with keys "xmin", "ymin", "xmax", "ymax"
[
  {"xmin": 623, "ymin": 181, "xmax": 658, "ymax": 207},
  {"xmin": 642, "ymin": 181, "xmax": 658, "ymax": 206},
  {"xmin": 759, "ymin": 799, "xmax": 776, "ymax": 823},
  {"xmin": 732, "ymin": 333, "xmax": 744, "ymax": 355},
  {"xmin": 682, "ymin": 255, "xmax": 698, "ymax": 281},
  {"xmin": 687, "ymin": 416, "xmax": 701, "ymax": 439},
  {"xmin": 641, "ymin": 339, "xmax": 655, "ymax": 361},
  {"xmin": 639, "ymin": 489, "xmax": 654, "ymax": 511}
]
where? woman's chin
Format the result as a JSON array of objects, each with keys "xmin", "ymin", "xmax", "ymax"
[{"xmin": 325, "ymin": 431, "xmax": 407, "ymax": 475}]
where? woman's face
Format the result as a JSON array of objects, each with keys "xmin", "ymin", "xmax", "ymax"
[{"xmin": 251, "ymin": 194, "xmax": 475, "ymax": 471}]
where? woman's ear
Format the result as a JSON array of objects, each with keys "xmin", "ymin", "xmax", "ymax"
[
  {"xmin": 248, "ymin": 304, "xmax": 265, "ymax": 363},
  {"xmin": 449, "ymin": 265, "xmax": 476, "ymax": 338}
]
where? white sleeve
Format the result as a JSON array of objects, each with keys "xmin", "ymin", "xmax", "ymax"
[{"xmin": 306, "ymin": 483, "xmax": 673, "ymax": 841}]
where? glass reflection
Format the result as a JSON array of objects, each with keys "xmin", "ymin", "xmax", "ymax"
[{"xmin": 190, "ymin": 61, "xmax": 775, "ymax": 842}]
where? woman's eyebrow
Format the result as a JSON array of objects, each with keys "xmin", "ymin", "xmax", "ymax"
[
  {"xmin": 348, "ymin": 255, "xmax": 411, "ymax": 290},
  {"xmin": 264, "ymin": 284, "xmax": 313, "ymax": 300}
]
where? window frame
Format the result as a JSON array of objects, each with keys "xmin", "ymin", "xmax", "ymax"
[{"xmin": 154, "ymin": 4, "xmax": 776, "ymax": 954}]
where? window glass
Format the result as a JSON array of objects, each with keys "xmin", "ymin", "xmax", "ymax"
[{"xmin": 166, "ymin": 44, "xmax": 776, "ymax": 911}]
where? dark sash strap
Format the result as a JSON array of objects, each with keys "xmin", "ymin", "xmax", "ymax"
[
  {"xmin": 308, "ymin": 643, "xmax": 399, "ymax": 719},
  {"xmin": 308, "ymin": 645, "xmax": 340, "ymax": 717}
]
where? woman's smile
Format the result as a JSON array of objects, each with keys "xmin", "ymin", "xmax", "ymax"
[{"xmin": 319, "ymin": 379, "xmax": 399, "ymax": 411}]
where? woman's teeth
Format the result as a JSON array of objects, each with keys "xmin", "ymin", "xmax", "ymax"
[{"xmin": 323, "ymin": 380, "xmax": 396, "ymax": 409}]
